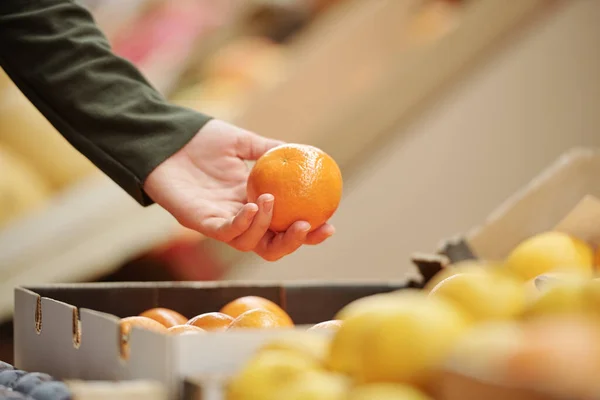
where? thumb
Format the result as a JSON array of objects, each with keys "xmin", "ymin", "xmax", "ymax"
[{"xmin": 236, "ymin": 129, "xmax": 284, "ymax": 161}]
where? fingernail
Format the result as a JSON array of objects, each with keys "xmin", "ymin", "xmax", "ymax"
[
  {"xmin": 263, "ymin": 197, "xmax": 274, "ymax": 213},
  {"xmin": 326, "ymin": 225, "xmax": 336, "ymax": 235},
  {"xmin": 299, "ymin": 222, "xmax": 311, "ymax": 233}
]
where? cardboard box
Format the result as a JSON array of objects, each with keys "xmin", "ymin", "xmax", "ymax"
[
  {"xmin": 413, "ymin": 147, "xmax": 600, "ymax": 284},
  {"xmin": 14, "ymin": 281, "xmax": 416, "ymax": 399}
]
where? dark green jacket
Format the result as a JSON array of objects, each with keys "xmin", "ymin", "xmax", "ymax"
[{"xmin": 0, "ymin": 0, "xmax": 212, "ymax": 206}]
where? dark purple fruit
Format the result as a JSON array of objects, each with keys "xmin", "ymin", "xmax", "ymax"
[
  {"xmin": 0, "ymin": 362, "xmax": 13, "ymax": 372},
  {"xmin": 0, "ymin": 385, "xmax": 32, "ymax": 399},
  {"xmin": 29, "ymin": 381, "xmax": 71, "ymax": 400},
  {"xmin": 13, "ymin": 373, "xmax": 54, "ymax": 395},
  {"xmin": 0, "ymin": 370, "xmax": 27, "ymax": 388}
]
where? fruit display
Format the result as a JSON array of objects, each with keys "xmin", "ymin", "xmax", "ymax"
[
  {"xmin": 247, "ymin": 144, "xmax": 343, "ymax": 233},
  {"xmin": 223, "ymin": 229, "xmax": 600, "ymax": 399},
  {"xmin": 118, "ymin": 295, "xmax": 341, "ymax": 359},
  {"xmin": 0, "ymin": 363, "xmax": 71, "ymax": 400}
]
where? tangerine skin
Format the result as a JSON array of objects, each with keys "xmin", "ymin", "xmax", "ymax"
[
  {"xmin": 228, "ymin": 309, "xmax": 294, "ymax": 330},
  {"xmin": 247, "ymin": 144, "xmax": 342, "ymax": 233},
  {"xmin": 220, "ymin": 296, "xmax": 294, "ymax": 326},
  {"xmin": 186, "ymin": 312, "xmax": 235, "ymax": 331},
  {"xmin": 139, "ymin": 307, "xmax": 188, "ymax": 328}
]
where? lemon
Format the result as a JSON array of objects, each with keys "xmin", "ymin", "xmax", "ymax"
[
  {"xmin": 423, "ymin": 260, "xmax": 502, "ymax": 292},
  {"xmin": 348, "ymin": 383, "xmax": 433, "ymax": 400},
  {"xmin": 270, "ymin": 371, "xmax": 350, "ymax": 400},
  {"xmin": 227, "ymin": 349, "xmax": 321, "ymax": 400},
  {"xmin": 428, "ymin": 271, "xmax": 526, "ymax": 322},
  {"xmin": 353, "ymin": 295, "xmax": 469, "ymax": 385},
  {"xmin": 505, "ymin": 232, "xmax": 593, "ymax": 281},
  {"xmin": 257, "ymin": 331, "xmax": 330, "ymax": 365},
  {"xmin": 523, "ymin": 276, "xmax": 589, "ymax": 318}
]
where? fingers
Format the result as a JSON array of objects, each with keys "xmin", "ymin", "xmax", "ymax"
[
  {"xmin": 200, "ymin": 203, "xmax": 258, "ymax": 242},
  {"xmin": 229, "ymin": 194, "xmax": 274, "ymax": 251},
  {"xmin": 255, "ymin": 221, "xmax": 311, "ymax": 261},
  {"xmin": 305, "ymin": 223, "xmax": 336, "ymax": 245},
  {"xmin": 236, "ymin": 130, "xmax": 284, "ymax": 161}
]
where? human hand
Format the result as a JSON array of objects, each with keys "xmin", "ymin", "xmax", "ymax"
[{"xmin": 143, "ymin": 119, "xmax": 335, "ymax": 261}]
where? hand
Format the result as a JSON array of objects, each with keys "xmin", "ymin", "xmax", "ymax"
[{"xmin": 143, "ymin": 119, "xmax": 335, "ymax": 261}]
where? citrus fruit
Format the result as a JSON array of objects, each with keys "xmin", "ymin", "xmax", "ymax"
[
  {"xmin": 227, "ymin": 349, "xmax": 321, "ymax": 400},
  {"xmin": 167, "ymin": 325, "xmax": 206, "ymax": 335},
  {"xmin": 334, "ymin": 290, "xmax": 421, "ymax": 321},
  {"xmin": 423, "ymin": 260, "xmax": 500, "ymax": 292},
  {"xmin": 309, "ymin": 320, "xmax": 343, "ymax": 332},
  {"xmin": 220, "ymin": 296, "xmax": 293, "ymax": 326},
  {"xmin": 505, "ymin": 232, "xmax": 593, "ymax": 281},
  {"xmin": 228, "ymin": 309, "xmax": 293, "ymax": 330},
  {"xmin": 270, "ymin": 370, "xmax": 350, "ymax": 400},
  {"xmin": 348, "ymin": 383, "xmax": 433, "ymax": 400},
  {"xmin": 258, "ymin": 332, "xmax": 331, "ymax": 364},
  {"xmin": 139, "ymin": 307, "xmax": 188, "ymax": 328},
  {"xmin": 246, "ymin": 143, "xmax": 343, "ymax": 233},
  {"xmin": 119, "ymin": 316, "xmax": 168, "ymax": 359},
  {"xmin": 186, "ymin": 312, "xmax": 235, "ymax": 331},
  {"xmin": 523, "ymin": 276, "xmax": 589, "ymax": 318},
  {"xmin": 353, "ymin": 294, "xmax": 469, "ymax": 385},
  {"xmin": 428, "ymin": 271, "xmax": 526, "ymax": 322}
]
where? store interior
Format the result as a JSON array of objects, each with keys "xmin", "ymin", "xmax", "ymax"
[{"xmin": 1, "ymin": 0, "xmax": 600, "ymax": 398}]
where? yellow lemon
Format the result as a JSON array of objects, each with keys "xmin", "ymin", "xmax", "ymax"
[
  {"xmin": 348, "ymin": 383, "xmax": 433, "ymax": 400},
  {"xmin": 270, "ymin": 370, "xmax": 350, "ymax": 400},
  {"xmin": 505, "ymin": 232, "xmax": 593, "ymax": 281}
]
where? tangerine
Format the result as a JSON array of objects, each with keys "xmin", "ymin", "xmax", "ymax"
[
  {"xmin": 167, "ymin": 325, "xmax": 206, "ymax": 335},
  {"xmin": 228, "ymin": 309, "xmax": 294, "ymax": 330},
  {"xmin": 220, "ymin": 296, "xmax": 294, "ymax": 326},
  {"xmin": 247, "ymin": 144, "xmax": 342, "ymax": 233},
  {"xmin": 139, "ymin": 307, "xmax": 188, "ymax": 328},
  {"xmin": 186, "ymin": 312, "xmax": 235, "ymax": 331}
]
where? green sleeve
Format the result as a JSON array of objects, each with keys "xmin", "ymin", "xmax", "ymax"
[{"xmin": 0, "ymin": 0, "xmax": 212, "ymax": 206}]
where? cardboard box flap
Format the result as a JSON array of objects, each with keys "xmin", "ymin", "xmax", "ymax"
[
  {"xmin": 466, "ymin": 148, "xmax": 600, "ymax": 260},
  {"xmin": 553, "ymin": 195, "xmax": 600, "ymax": 247}
]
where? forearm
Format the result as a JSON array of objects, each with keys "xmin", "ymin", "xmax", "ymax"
[{"xmin": 0, "ymin": 0, "xmax": 211, "ymax": 205}]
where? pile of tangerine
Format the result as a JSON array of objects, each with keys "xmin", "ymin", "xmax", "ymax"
[{"xmin": 119, "ymin": 296, "xmax": 341, "ymax": 356}]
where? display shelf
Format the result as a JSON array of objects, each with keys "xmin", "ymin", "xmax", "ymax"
[{"xmin": 0, "ymin": 175, "xmax": 181, "ymax": 323}]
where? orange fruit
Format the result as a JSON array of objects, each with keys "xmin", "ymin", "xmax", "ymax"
[
  {"xmin": 139, "ymin": 307, "xmax": 188, "ymax": 328},
  {"xmin": 247, "ymin": 144, "xmax": 343, "ymax": 233},
  {"xmin": 167, "ymin": 325, "xmax": 206, "ymax": 335},
  {"xmin": 119, "ymin": 316, "xmax": 168, "ymax": 359},
  {"xmin": 228, "ymin": 309, "xmax": 294, "ymax": 330},
  {"xmin": 308, "ymin": 320, "xmax": 343, "ymax": 332},
  {"xmin": 187, "ymin": 312, "xmax": 235, "ymax": 331},
  {"xmin": 220, "ymin": 296, "xmax": 294, "ymax": 326}
]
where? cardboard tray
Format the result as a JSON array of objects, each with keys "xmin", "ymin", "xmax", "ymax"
[
  {"xmin": 413, "ymin": 147, "xmax": 600, "ymax": 285},
  {"xmin": 14, "ymin": 281, "xmax": 417, "ymax": 400}
]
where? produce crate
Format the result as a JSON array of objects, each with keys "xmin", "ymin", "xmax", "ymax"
[
  {"xmin": 13, "ymin": 281, "xmax": 418, "ymax": 400},
  {"xmin": 413, "ymin": 147, "xmax": 600, "ymax": 286}
]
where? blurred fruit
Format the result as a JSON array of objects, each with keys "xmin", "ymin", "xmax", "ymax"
[
  {"xmin": 119, "ymin": 316, "xmax": 168, "ymax": 358},
  {"xmin": 348, "ymin": 383, "xmax": 433, "ymax": 400},
  {"xmin": 247, "ymin": 144, "xmax": 343, "ymax": 233},
  {"xmin": 443, "ymin": 321, "xmax": 524, "ymax": 382},
  {"xmin": 505, "ymin": 232, "xmax": 593, "ymax": 281},
  {"xmin": 167, "ymin": 325, "xmax": 205, "ymax": 335},
  {"xmin": 0, "ymin": 145, "xmax": 51, "ymax": 229},
  {"xmin": 228, "ymin": 309, "xmax": 293, "ymax": 330},
  {"xmin": 506, "ymin": 316, "xmax": 600, "ymax": 399},
  {"xmin": 356, "ymin": 294, "xmax": 468, "ymax": 385},
  {"xmin": 523, "ymin": 275, "xmax": 589, "ymax": 318},
  {"xmin": 13, "ymin": 372, "xmax": 54, "ymax": 395},
  {"xmin": 0, "ymin": 86, "xmax": 97, "ymax": 191},
  {"xmin": 227, "ymin": 349, "xmax": 322, "ymax": 400},
  {"xmin": 309, "ymin": 320, "xmax": 343, "ymax": 332},
  {"xmin": 28, "ymin": 380, "xmax": 72, "ymax": 400},
  {"xmin": 258, "ymin": 331, "xmax": 330, "ymax": 364},
  {"xmin": 220, "ymin": 296, "xmax": 293, "ymax": 326},
  {"xmin": 139, "ymin": 307, "xmax": 188, "ymax": 328},
  {"xmin": 270, "ymin": 370, "xmax": 350, "ymax": 400},
  {"xmin": 428, "ymin": 271, "xmax": 526, "ymax": 322},
  {"xmin": 0, "ymin": 361, "xmax": 14, "ymax": 371},
  {"xmin": 334, "ymin": 290, "xmax": 417, "ymax": 321},
  {"xmin": 0, "ymin": 386, "xmax": 31, "ymax": 399},
  {"xmin": 423, "ymin": 260, "xmax": 499, "ymax": 292},
  {"xmin": 187, "ymin": 312, "xmax": 235, "ymax": 331},
  {"xmin": 595, "ymin": 247, "xmax": 600, "ymax": 269},
  {"xmin": 0, "ymin": 369, "xmax": 26, "ymax": 388}
]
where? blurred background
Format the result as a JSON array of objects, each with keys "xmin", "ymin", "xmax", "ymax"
[{"xmin": 1, "ymin": 0, "xmax": 599, "ymax": 361}]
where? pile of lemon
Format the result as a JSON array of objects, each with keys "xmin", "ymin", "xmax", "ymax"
[{"xmin": 227, "ymin": 231, "xmax": 600, "ymax": 400}]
